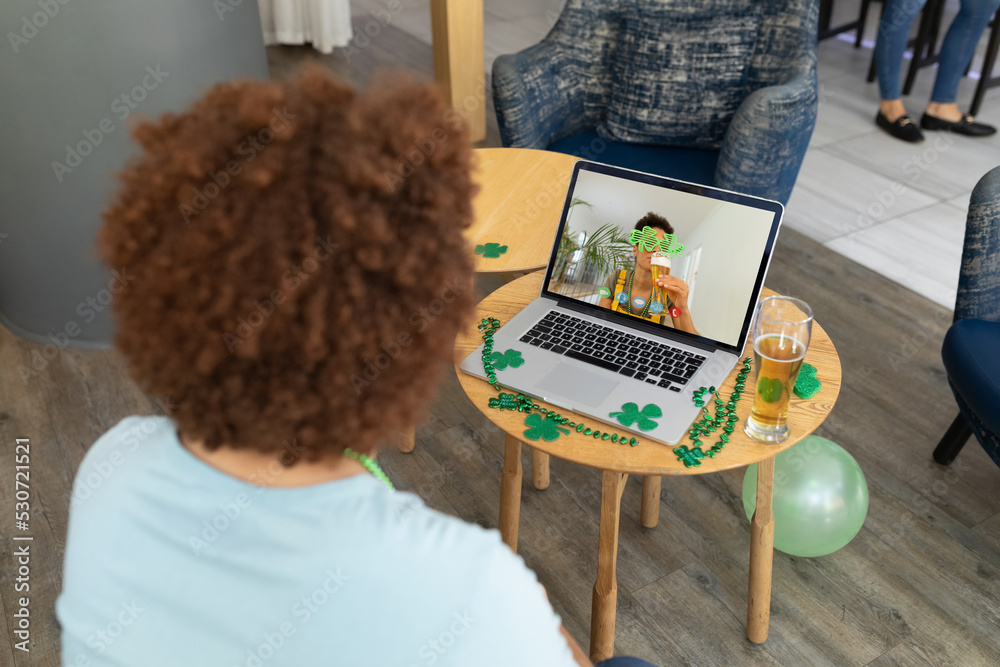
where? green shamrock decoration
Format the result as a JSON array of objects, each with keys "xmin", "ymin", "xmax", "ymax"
[
  {"xmin": 489, "ymin": 393, "xmax": 530, "ymax": 411},
  {"xmin": 490, "ymin": 349, "xmax": 524, "ymax": 370},
  {"xmin": 756, "ymin": 377, "xmax": 784, "ymax": 403},
  {"xmin": 793, "ymin": 363, "xmax": 821, "ymax": 399},
  {"xmin": 609, "ymin": 402, "xmax": 662, "ymax": 431},
  {"xmin": 673, "ymin": 445, "xmax": 705, "ymax": 468},
  {"xmin": 523, "ymin": 413, "xmax": 571, "ymax": 442},
  {"xmin": 475, "ymin": 243, "xmax": 508, "ymax": 258}
]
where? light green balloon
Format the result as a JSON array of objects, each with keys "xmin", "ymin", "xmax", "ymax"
[{"xmin": 742, "ymin": 436, "xmax": 868, "ymax": 558}]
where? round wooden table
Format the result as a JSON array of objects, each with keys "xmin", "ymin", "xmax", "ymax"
[
  {"xmin": 468, "ymin": 148, "xmax": 579, "ymax": 276},
  {"xmin": 453, "ymin": 272, "xmax": 842, "ymax": 662}
]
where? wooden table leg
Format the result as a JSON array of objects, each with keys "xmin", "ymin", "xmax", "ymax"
[
  {"xmin": 640, "ymin": 475, "xmax": 661, "ymax": 528},
  {"xmin": 531, "ymin": 448, "xmax": 550, "ymax": 490},
  {"xmin": 499, "ymin": 434, "xmax": 522, "ymax": 551},
  {"xmin": 590, "ymin": 470, "xmax": 628, "ymax": 662},
  {"xmin": 399, "ymin": 427, "xmax": 415, "ymax": 453},
  {"xmin": 747, "ymin": 457, "xmax": 776, "ymax": 643}
]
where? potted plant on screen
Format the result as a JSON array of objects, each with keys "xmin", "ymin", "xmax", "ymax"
[{"xmin": 552, "ymin": 199, "xmax": 633, "ymax": 291}]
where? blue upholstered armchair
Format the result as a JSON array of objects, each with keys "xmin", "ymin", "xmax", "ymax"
[
  {"xmin": 934, "ymin": 167, "xmax": 1000, "ymax": 467},
  {"xmin": 492, "ymin": 0, "xmax": 819, "ymax": 205}
]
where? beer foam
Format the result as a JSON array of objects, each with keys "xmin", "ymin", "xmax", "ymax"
[
  {"xmin": 753, "ymin": 333, "xmax": 806, "ymax": 362},
  {"xmin": 651, "ymin": 254, "xmax": 671, "ymax": 267}
]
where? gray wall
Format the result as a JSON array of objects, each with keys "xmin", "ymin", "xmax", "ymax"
[{"xmin": 0, "ymin": 0, "xmax": 269, "ymax": 348}]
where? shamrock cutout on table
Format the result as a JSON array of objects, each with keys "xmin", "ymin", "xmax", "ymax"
[
  {"xmin": 609, "ymin": 402, "xmax": 662, "ymax": 431},
  {"xmin": 523, "ymin": 413, "xmax": 570, "ymax": 442},
  {"xmin": 475, "ymin": 243, "xmax": 508, "ymax": 258},
  {"xmin": 673, "ymin": 445, "xmax": 705, "ymax": 468},
  {"xmin": 793, "ymin": 363, "xmax": 821, "ymax": 399},
  {"xmin": 756, "ymin": 376, "xmax": 784, "ymax": 403},
  {"xmin": 488, "ymin": 392, "xmax": 527, "ymax": 411},
  {"xmin": 490, "ymin": 349, "xmax": 524, "ymax": 370}
]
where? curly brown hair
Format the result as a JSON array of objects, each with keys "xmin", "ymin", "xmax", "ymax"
[
  {"xmin": 99, "ymin": 67, "xmax": 477, "ymax": 462},
  {"xmin": 634, "ymin": 212, "xmax": 673, "ymax": 236}
]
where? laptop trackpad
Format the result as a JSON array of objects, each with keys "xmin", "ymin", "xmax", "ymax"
[{"xmin": 536, "ymin": 363, "xmax": 619, "ymax": 407}]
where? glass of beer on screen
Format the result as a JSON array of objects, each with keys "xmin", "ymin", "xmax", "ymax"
[
  {"xmin": 743, "ymin": 296, "xmax": 813, "ymax": 444},
  {"xmin": 650, "ymin": 251, "xmax": 671, "ymax": 309}
]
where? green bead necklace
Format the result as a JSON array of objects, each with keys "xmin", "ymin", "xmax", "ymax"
[
  {"xmin": 479, "ymin": 317, "xmax": 640, "ymax": 446},
  {"xmin": 672, "ymin": 356, "xmax": 753, "ymax": 468},
  {"xmin": 344, "ymin": 447, "xmax": 394, "ymax": 491},
  {"xmin": 625, "ymin": 270, "xmax": 651, "ymax": 319}
]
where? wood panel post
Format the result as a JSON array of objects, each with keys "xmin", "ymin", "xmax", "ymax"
[{"xmin": 430, "ymin": 0, "xmax": 486, "ymax": 142}]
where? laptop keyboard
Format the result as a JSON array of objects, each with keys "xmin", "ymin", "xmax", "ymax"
[{"xmin": 518, "ymin": 311, "xmax": 706, "ymax": 392}]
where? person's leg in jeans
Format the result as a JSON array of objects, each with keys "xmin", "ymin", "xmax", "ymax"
[
  {"xmin": 875, "ymin": 0, "xmax": 928, "ymax": 120},
  {"xmin": 596, "ymin": 658, "xmax": 659, "ymax": 667},
  {"xmin": 874, "ymin": 0, "xmax": 929, "ymax": 140},
  {"xmin": 925, "ymin": 0, "xmax": 1000, "ymax": 121}
]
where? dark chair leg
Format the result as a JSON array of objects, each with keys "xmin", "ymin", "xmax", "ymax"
[
  {"xmin": 856, "ymin": 0, "xmax": 873, "ymax": 48},
  {"xmin": 971, "ymin": 13, "xmax": 1000, "ymax": 116},
  {"xmin": 933, "ymin": 413, "xmax": 973, "ymax": 465}
]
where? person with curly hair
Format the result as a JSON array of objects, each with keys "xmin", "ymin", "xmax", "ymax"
[{"xmin": 56, "ymin": 68, "xmax": 658, "ymax": 667}]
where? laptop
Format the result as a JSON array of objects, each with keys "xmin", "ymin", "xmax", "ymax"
[{"xmin": 459, "ymin": 160, "xmax": 783, "ymax": 445}]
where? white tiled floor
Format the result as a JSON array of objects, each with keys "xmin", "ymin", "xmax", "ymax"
[
  {"xmin": 352, "ymin": 0, "xmax": 1000, "ymax": 309},
  {"xmin": 802, "ymin": 27, "xmax": 1000, "ymax": 309}
]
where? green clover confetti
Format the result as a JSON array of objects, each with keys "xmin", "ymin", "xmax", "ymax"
[
  {"xmin": 523, "ymin": 413, "xmax": 571, "ymax": 442},
  {"xmin": 673, "ymin": 444, "xmax": 705, "ymax": 468},
  {"xmin": 756, "ymin": 376, "xmax": 784, "ymax": 403},
  {"xmin": 609, "ymin": 402, "xmax": 662, "ymax": 431},
  {"xmin": 490, "ymin": 349, "xmax": 524, "ymax": 370},
  {"xmin": 793, "ymin": 363, "xmax": 821, "ymax": 399},
  {"xmin": 474, "ymin": 242, "xmax": 508, "ymax": 258}
]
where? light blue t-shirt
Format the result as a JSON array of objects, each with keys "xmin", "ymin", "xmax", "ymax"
[{"xmin": 58, "ymin": 416, "xmax": 577, "ymax": 667}]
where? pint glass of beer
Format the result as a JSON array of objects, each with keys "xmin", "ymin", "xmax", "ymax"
[
  {"xmin": 743, "ymin": 296, "xmax": 813, "ymax": 444},
  {"xmin": 650, "ymin": 252, "xmax": 671, "ymax": 309}
]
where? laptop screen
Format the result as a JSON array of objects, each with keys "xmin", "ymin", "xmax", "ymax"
[{"xmin": 541, "ymin": 161, "xmax": 782, "ymax": 353}]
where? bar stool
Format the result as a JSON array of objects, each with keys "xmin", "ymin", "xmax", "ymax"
[
  {"xmin": 970, "ymin": 9, "xmax": 1000, "ymax": 115},
  {"xmin": 864, "ymin": 0, "xmax": 948, "ymax": 94}
]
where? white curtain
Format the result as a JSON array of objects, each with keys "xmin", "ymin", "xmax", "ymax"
[{"xmin": 259, "ymin": 0, "xmax": 353, "ymax": 54}]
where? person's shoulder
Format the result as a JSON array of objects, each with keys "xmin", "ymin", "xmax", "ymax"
[
  {"xmin": 84, "ymin": 415, "xmax": 172, "ymax": 461},
  {"xmin": 377, "ymin": 490, "xmax": 502, "ymax": 558},
  {"xmin": 70, "ymin": 415, "xmax": 174, "ymax": 508}
]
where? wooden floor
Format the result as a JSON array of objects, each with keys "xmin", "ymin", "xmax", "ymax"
[{"xmin": 3, "ymin": 14, "xmax": 1000, "ymax": 667}]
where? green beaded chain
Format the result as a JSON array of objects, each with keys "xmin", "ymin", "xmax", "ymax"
[
  {"xmin": 479, "ymin": 317, "xmax": 640, "ymax": 446},
  {"xmin": 673, "ymin": 356, "xmax": 753, "ymax": 468},
  {"xmin": 344, "ymin": 447, "xmax": 394, "ymax": 491},
  {"xmin": 625, "ymin": 270, "xmax": 651, "ymax": 319}
]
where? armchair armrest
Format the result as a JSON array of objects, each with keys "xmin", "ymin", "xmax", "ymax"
[
  {"xmin": 492, "ymin": 40, "xmax": 591, "ymax": 149},
  {"xmin": 714, "ymin": 65, "xmax": 818, "ymax": 205},
  {"xmin": 956, "ymin": 166, "xmax": 1000, "ymax": 321}
]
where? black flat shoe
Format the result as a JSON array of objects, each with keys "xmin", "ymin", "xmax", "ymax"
[
  {"xmin": 876, "ymin": 112, "xmax": 924, "ymax": 142},
  {"xmin": 920, "ymin": 112, "xmax": 997, "ymax": 136}
]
